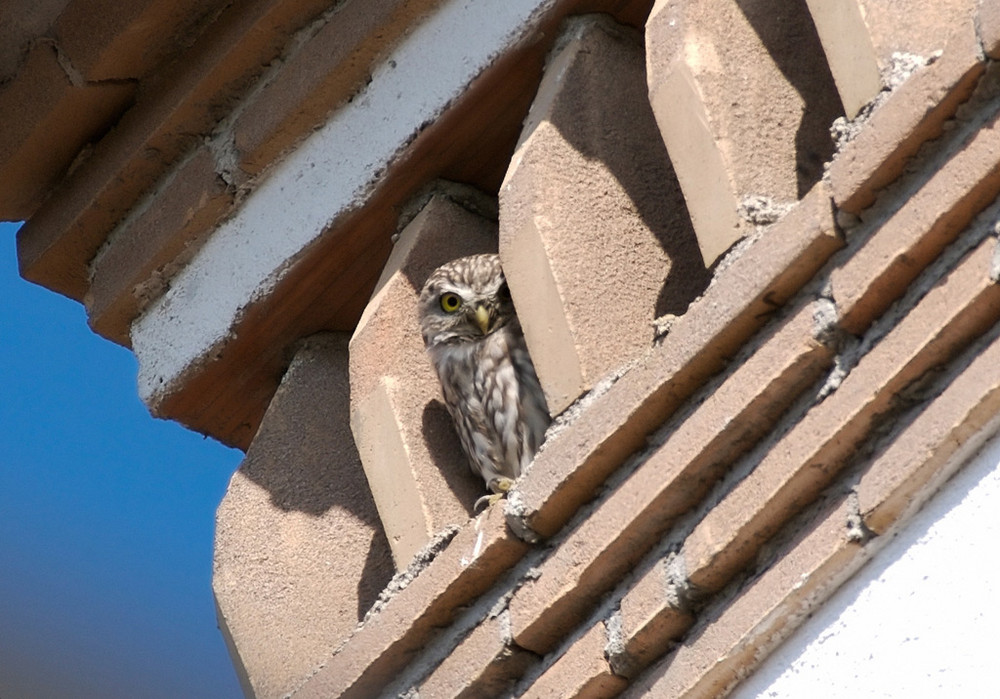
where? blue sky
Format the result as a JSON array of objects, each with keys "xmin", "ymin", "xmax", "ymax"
[{"xmin": 0, "ymin": 222, "xmax": 244, "ymax": 698}]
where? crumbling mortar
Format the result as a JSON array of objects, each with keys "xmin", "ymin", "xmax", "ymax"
[
  {"xmin": 845, "ymin": 490, "xmax": 875, "ymax": 543},
  {"xmin": 830, "ymin": 57, "xmax": 1000, "ymax": 247},
  {"xmin": 813, "ymin": 189, "xmax": 1000, "ymax": 408},
  {"xmin": 828, "ymin": 51, "xmax": 937, "ymax": 154}
]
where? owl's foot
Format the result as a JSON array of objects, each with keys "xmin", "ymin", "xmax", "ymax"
[{"xmin": 474, "ymin": 477, "xmax": 515, "ymax": 512}]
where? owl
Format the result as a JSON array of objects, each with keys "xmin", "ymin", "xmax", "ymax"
[{"xmin": 419, "ymin": 253, "xmax": 551, "ymax": 507}]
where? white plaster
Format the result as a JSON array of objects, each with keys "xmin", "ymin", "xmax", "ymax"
[
  {"xmin": 131, "ymin": 0, "xmax": 554, "ymax": 404},
  {"xmin": 731, "ymin": 430, "xmax": 1000, "ymax": 699}
]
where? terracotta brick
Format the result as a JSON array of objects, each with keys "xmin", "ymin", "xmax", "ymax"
[
  {"xmin": 418, "ymin": 611, "xmax": 537, "ymax": 698},
  {"xmin": 615, "ymin": 561, "xmax": 695, "ymax": 676},
  {"xmin": 829, "ymin": 19, "xmax": 984, "ymax": 215},
  {"xmin": 0, "ymin": 42, "xmax": 135, "ymax": 219},
  {"xmin": 803, "ymin": 0, "xmax": 881, "ymax": 118},
  {"xmin": 858, "ymin": 330, "xmax": 1000, "ymax": 534},
  {"xmin": 500, "ymin": 14, "xmax": 709, "ymax": 416},
  {"xmin": 628, "ymin": 500, "xmax": 864, "ymax": 698},
  {"xmin": 509, "ymin": 304, "xmax": 834, "ymax": 654},
  {"xmin": 645, "ymin": 0, "xmax": 841, "ymax": 264},
  {"xmin": 522, "ymin": 622, "xmax": 627, "ymax": 699},
  {"xmin": 213, "ymin": 334, "xmax": 394, "ymax": 699},
  {"xmin": 294, "ymin": 506, "xmax": 529, "ymax": 699},
  {"xmin": 234, "ymin": 0, "xmax": 442, "ymax": 174},
  {"xmin": 16, "ymin": 0, "xmax": 332, "ymax": 300},
  {"xmin": 831, "ymin": 102, "xmax": 1000, "ymax": 336},
  {"xmin": 54, "ymin": 0, "xmax": 228, "ymax": 81},
  {"xmin": 510, "ymin": 183, "xmax": 843, "ymax": 541},
  {"xmin": 979, "ymin": 0, "xmax": 1000, "ymax": 59},
  {"xmin": 349, "ymin": 190, "xmax": 496, "ymax": 568},
  {"xmin": 85, "ymin": 146, "xmax": 233, "ymax": 346},
  {"xmin": 685, "ymin": 238, "xmax": 1000, "ymax": 594}
]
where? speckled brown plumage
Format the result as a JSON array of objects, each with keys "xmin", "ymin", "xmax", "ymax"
[{"xmin": 419, "ymin": 254, "xmax": 550, "ymax": 498}]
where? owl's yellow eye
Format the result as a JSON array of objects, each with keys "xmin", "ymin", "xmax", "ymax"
[{"xmin": 440, "ymin": 292, "xmax": 462, "ymax": 313}]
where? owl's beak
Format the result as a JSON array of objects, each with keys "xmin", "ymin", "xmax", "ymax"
[{"xmin": 473, "ymin": 304, "xmax": 491, "ymax": 335}]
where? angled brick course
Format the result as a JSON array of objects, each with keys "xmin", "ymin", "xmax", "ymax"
[
  {"xmin": 295, "ymin": 507, "xmax": 528, "ymax": 699},
  {"xmin": 0, "ymin": 42, "xmax": 136, "ymax": 219},
  {"xmin": 86, "ymin": 146, "xmax": 234, "ymax": 346},
  {"xmin": 510, "ymin": 183, "xmax": 842, "ymax": 541},
  {"xmin": 16, "ymin": 0, "xmax": 333, "ymax": 300},
  {"xmin": 615, "ymin": 560, "xmax": 694, "ymax": 677},
  {"xmin": 627, "ymin": 499, "xmax": 865, "ymax": 698},
  {"xmin": 418, "ymin": 611, "xmax": 537, "ymax": 699},
  {"xmin": 233, "ymin": 0, "xmax": 444, "ymax": 174},
  {"xmin": 685, "ymin": 238, "xmax": 1000, "ymax": 594},
  {"xmin": 828, "ymin": 19, "xmax": 984, "ymax": 215},
  {"xmin": 831, "ymin": 98, "xmax": 1000, "ymax": 335},
  {"xmin": 522, "ymin": 622, "xmax": 627, "ymax": 699},
  {"xmin": 858, "ymin": 327, "xmax": 1000, "ymax": 534},
  {"xmin": 509, "ymin": 303, "xmax": 835, "ymax": 654},
  {"xmin": 53, "ymin": 0, "xmax": 228, "ymax": 81}
]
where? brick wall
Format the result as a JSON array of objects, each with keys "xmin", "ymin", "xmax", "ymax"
[
  {"xmin": 290, "ymin": 2, "xmax": 1000, "ymax": 696},
  {"xmin": 6, "ymin": 0, "xmax": 1000, "ymax": 697}
]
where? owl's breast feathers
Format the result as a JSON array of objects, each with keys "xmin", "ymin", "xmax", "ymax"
[{"xmin": 431, "ymin": 324, "xmax": 550, "ymax": 490}]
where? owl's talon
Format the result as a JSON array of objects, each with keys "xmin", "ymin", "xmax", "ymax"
[
  {"xmin": 474, "ymin": 476, "xmax": 515, "ymax": 512},
  {"xmin": 474, "ymin": 492, "xmax": 507, "ymax": 512}
]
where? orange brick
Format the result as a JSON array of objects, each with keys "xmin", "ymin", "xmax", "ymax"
[
  {"xmin": 500, "ymin": 15, "xmax": 709, "ymax": 416},
  {"xmin": 294, "ymin": 506, "xmax": 529, "ymax": 699},
  {"xmin": 213, "ymin": 334, "xmax": 394, "ymax": 698},
  {"xmin": 831, "ymin": 102, "xmax": 1000, "ymax": 336},
  {"xmin": 349, "ymin": 190, "xmax": 496, "ymax": 567},
  {"xmin": 418, "ymin": 612, "xmax": 536, "ymax": 698},
  {"xmin": 645, "ymin": 0, "xmax": 841, "ymax": 264},
  {"xmin": 509, "ymin": 304, "xmax": 834, "ymax": 654},
  {"xmin": 522, "ymin": 622, "xmax": 627, "ymax": 699},
  {"xmin": 858, "ymin": 330, "xmax": 1000, "ymax": 534},
  {"xmin": 685, "ymin": 238, "xmax": 1000, "ymax": 593},
  {"xmin": 0, "ymin": 42, "xmax": 135, "ymax": 219},
  {"xmin": 615, "ymin": 561, "xmax": 695, "ymax": 676},
  {"xmin": 86, "ymin": 146, "xmax": 233, "ymax": 346},
  {"xmin": 16, "ymin": 0, "xmax": 331, "ymax": 300},
  {"xmin": 828, "ymin": 20, "xmax": 984, "ymax": 214},
  {"xmin": 511, "ymin": 184, "xmax": 843, "ymax": 541},
  {"xmin": 633, "ymin": 499, "xmax": 864, "ymax": 698},
  {"xmin": 54, "ymin": 0, "xmax": 229, "ymax": 81}
]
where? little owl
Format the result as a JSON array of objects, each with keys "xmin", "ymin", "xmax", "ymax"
[{"xmin": 419, "ymin": 253, "xmax": 550, "ymax": 507}]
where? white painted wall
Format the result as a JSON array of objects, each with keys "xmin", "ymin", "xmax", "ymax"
[
  {"xmin": 130, "ymin": 0, "xmax": 555, "ymax": 406},
  {"xmin": 731, "ymin": 430, "xmax": 1000, "ymax": 699}
]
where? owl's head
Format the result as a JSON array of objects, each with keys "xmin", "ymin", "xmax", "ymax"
[{"xmin": 418, "ymin": 253, "xmax": 515, "ymax": 349}]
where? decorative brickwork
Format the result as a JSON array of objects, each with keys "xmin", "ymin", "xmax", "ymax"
[{"xmin": 6, "ymin": 0, "xmax": 1000, "ymax": 697}]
